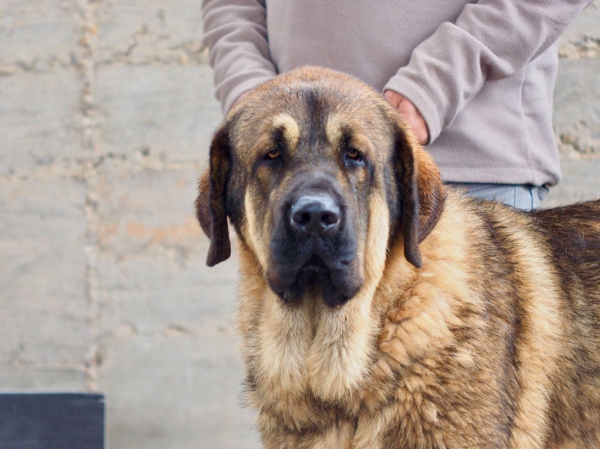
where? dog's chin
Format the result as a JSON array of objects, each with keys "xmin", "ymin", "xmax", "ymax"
[{"xmin": 267, "ymin": 257, "xmax": 362, "ymax": 308}]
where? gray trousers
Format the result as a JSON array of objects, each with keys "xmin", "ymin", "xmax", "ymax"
[{"xmin": 445, "ymin": 183, "xmax": 549, "ymax": 211}]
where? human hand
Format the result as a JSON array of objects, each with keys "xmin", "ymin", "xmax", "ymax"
[{"xmin": 384, "ymin": 90, "xmax": 429, "ymax": 145}]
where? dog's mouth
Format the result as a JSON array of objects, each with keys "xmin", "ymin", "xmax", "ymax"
[
  {"xmin": 267, "ymin": 253, "xmax": 362, "ymax": 308},
  {"xmin": 299, "ymin": 256, "xmax": 330, "ymax": 274}
]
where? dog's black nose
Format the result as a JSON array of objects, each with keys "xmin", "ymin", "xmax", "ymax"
[{"xmin": 291, "ymin": 195, "xmax": 340, "ymax": 234}]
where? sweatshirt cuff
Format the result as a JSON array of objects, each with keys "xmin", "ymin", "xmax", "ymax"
[
  {"xmin": 222, "ymin": 75, "xmax": 275, "ymax": 116},
  {"xmin": 383, "ymin": 75, "xmax": 443, "ymax": 144}
]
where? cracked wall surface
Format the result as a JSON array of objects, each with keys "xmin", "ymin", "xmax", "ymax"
[
  {"xmin": 1, "ymin": 1, "xmax": 255, "ymax": 448},
  {"xmin": 0, "ymin": 1, "xmax": 598, "ymax": 448},
  {"xmin": 554, "ymin": 1, "xmax": 600, "ymax": 161}
]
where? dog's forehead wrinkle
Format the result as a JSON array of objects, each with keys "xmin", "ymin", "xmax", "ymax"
[{"xmin": 278, "ymin": 86, "xmax": 363, "ymax": 142}]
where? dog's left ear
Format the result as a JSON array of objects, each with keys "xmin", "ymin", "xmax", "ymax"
[
  {"xmin": 392, "ymin": 118, "xmax": 446, "ymax": 268},
  {"xmin": 195, "ymin": 124, "xmax": 232, "ymax": 267}
]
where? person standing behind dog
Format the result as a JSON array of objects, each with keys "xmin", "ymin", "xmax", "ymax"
[{"xmin": 201, "ymin": 0, "xmax": 592, "ymax": 211}]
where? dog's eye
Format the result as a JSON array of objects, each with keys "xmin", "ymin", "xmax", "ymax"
[
  {"xmin": 345, "ymin": 148, "xmax": 362, "ymax": 163},
  {"xmin": 265, "ymin": 149, "xmax": 281, "ymax": 161}
]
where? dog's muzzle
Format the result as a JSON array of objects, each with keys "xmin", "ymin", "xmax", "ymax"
[{"xmin": 267, "ymin": 179, "xmax": 362, "ymax": 307}]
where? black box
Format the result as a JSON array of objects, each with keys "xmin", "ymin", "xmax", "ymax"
[{"xmin": 0, "ymin": 393, "xmax": 104, "ymax": 449}]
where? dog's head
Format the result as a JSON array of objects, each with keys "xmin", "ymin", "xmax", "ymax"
[{"xmin": 197, "ymin": 67, "xmax": 445, "ymax": 307}]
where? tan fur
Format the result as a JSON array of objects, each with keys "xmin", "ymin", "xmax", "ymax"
[
  {"xmin": 197, "ymin": 67, "xmax": 600, "ymax": 448},
  {"xmin": 244, "ymin": 189, "xmax": 271, "ymax": 270},
  {"xmin": 271, "ymin": 113, "xmax": 301, "ymax": 155},
  {"xmin": 497, "ymin": 214, "xmax": 565, "ymax": 449}
]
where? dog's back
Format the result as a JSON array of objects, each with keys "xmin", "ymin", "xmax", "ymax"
[
  {"xmin": 529, "ymin": 201, "xmax": 600, "ymax": 447},
  {"xmin": 531, "ymin": 200, "xmax": 600, "ymax": 295}
]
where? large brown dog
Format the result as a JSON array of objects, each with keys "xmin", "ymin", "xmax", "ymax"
[{"xmin": 196, "ymin": 67, "xmax": 600, "ymax": 448}]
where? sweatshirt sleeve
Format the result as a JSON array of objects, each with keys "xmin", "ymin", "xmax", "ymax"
[
  {"xmin": 383, "ymin": 0, "xmax": 593, "ymax": 143},
  {"xmin": 202, "ymin": 0, "xmax": 277, "ymax": 114}
]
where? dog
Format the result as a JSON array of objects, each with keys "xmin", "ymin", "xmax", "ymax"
[{"xmin": 196, "ymin": 67, "xmax": 600, "ymax": 448}]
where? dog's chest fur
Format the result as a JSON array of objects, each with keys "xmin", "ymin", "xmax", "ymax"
[{"xmin": 234, "ymin": 196, "xmax": 567, "ymax": 449}]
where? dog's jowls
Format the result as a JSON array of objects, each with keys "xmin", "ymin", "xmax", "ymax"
[{"xmin": 196, "ymin": 67, "xmax": 600, "ymax": 449}]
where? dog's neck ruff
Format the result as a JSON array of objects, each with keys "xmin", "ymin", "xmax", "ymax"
[{"xmin": 237, "ymin": 194, "xmax": 392, "ymax": 406}]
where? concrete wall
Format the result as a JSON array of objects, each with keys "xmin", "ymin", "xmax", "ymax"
[
  {"xmin": 545, "ymin": 1, "xmax": 600, "ymax": 206},
  {"xmin": 0, "ymin": 1, "xmax": 598, "ymax": 448}
]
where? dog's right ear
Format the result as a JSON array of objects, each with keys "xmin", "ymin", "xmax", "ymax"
[
  {"xmin": 196, "ymin": 169, "xmax": 212, "ymax": 237},
  {"xmin": 196, "ymin": 124, "xmax": 232, "ymax": 267}
]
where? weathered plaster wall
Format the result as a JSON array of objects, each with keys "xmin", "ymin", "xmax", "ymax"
[
  {"xmin": 546, "ymin": 1, "xmax": 600, "ymax": 205},
  {"xmin": 0, "ymin": 1, "xmax": 598, "ymax": 447}
]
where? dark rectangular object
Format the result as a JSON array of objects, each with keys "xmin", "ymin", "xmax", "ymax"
[{"xmin": 0, "ymin": 393, "xmax": 104, "ymax": 449}]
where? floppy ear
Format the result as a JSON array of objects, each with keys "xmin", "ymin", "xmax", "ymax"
[
  {"xmin": 392, "ymin": 120, "xmax": 446, "ymax": 268},
  {"xmin": 195, "ymin": 169, "xmax": 212, "ymax": 237},
  {"xmin": 195, "ymin": 124, "xmax": 232, "ymax": 267}
]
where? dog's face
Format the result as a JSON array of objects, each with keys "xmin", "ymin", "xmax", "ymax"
[{"xmin": 197, "ymin": 67, "xmax": 445, "ymax": 307}]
